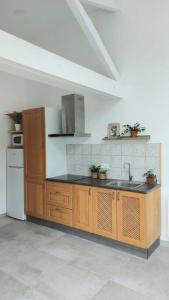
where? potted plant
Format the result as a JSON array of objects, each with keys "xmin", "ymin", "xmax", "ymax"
[
  {"xmin": 143, "ymin": 170, "xmax": 157, "ymax": 185},
  {"xmin": 6, "ymin": 111, "xmax": 22, "ymax": 131},
  {"xmin": 98, "ymin": 168, "xmax": 108, "ymax": 180},
  {"xmin": 122, "ymin": 122, "xmax": 146, "ymax": 138},
  {"xmin": 89, "ymin": 165, "xmax": 101, "ymax": 179}
]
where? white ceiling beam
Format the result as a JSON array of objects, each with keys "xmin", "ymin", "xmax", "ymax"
[
  {"xmin": 0, "ymin": 30, "xmax": 123, "ymax": 99},
  {"xmin": 81, "ymin": 0, "xmax": 118, "ymax": 12},
  {"xmin": 66, "ymin": 0, "xmax": 120, "ymax": 80}
]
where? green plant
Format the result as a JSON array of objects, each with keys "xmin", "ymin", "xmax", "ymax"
[
  {"xmin": 122, "ymin": 122, "xmax": 146, "ymax": 135},
  {"xmin": 143, "ymin": 170, "xmax": 157, "ymax": 183},
  {"xmin": 89, "ymin": 164, "xmax": 101, "ymax": 173},
  {"xmin": 6, "ymin": 112, "xmax": 22, "ymax": 124}
]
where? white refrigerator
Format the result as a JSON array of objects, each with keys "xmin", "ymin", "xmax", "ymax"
[{"xmin": 7, "ymin": 149, "xmax": 26, "ymax": 220}]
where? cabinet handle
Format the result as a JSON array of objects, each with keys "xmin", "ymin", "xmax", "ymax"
[
  {"xmin": 89, "ymin": 188, "xmax": 91, "ymax": 196},
  {"xmin": 117, "ymin": 192, "xmax": 120, "ymax": 201},
  {"xmin": 112, "ymin": 192, "xmax": 114, "ymax": 200}
]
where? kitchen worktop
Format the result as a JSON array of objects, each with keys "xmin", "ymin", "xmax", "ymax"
[{"xmin": 46, "ymin": 174, "xmax": 161, "ymax": 194}]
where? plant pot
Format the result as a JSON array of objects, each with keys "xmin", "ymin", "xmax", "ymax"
[
  {"xmin": 98, "ymin": 173, "xmax": 107, "ymax": 180},
  {"xmin": 15, "ymin": 124, "xmax": 21, "ymax": 131},
  {"xmin": 146, "ymin": 177, "xmax": 155, "ymax": 185},
  {"xmin": 130, "ymin": 131, "xmax": 138, "ymax": 138},
  {"xmin": 91, "ymin": 172, "xmax": 98, "ymax": 179}
]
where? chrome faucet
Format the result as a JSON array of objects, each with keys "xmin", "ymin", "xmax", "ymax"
[{"xmin": 123, "ymin": 163, "xmax": 133, "ymax": 182}]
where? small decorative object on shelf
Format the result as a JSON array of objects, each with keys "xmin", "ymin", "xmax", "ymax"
[
  {"xmin": 122, "ymin": 122, "xmax": 146, "ymax": 138},
  {"xmin": 6, "ymin": 111, "xmax": 22, "ymax": 132},
  {"xmin": 107, "ymin": 123, "xmax": 121, "ymax": 139},
  {"xmin": 143, "ymin": 170, "xmax": 157, "ymax": 185},
  {"xmin": 89, "ymin": 164, "xmax": 101, "ymax": 179}
]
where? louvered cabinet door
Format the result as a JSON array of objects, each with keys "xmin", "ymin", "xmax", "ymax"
[
  {"xmin": 117, "ymin": 191, "xmax": 146, "ymax": 248},
  {"xmin": 92, "ymin": 188, "xmax": 117, "ymax": 239}
]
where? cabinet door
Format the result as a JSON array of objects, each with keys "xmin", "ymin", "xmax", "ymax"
[
  {"xmin": 73, "ymin": 185, "xmax": 92, "ymax": 232},
  {"xmin": 23, "ymin": 108, "xmax": 45, "ymax": 180},
  {"xmin": 117, "ymin": 191, "xmax": 146, "ymax": 248},
  {"xmin": 92, "ymin": 188, "xmax": 117, "ymax": 239},
  {"xmin": 25, "ymin": 179, "xmax": 44, "ymax": 218}
]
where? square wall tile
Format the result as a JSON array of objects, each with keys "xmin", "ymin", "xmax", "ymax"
[
  {"xmin": 81, "ymin": 145, "xmax": 91, "ymax": 155},
  {"xmin": 122, "ymin": 144, "xmax": 134, "ymax": 156},
  {"xmin": 146, "ymin": 144, "xmax": 161, "ymax": 157},
  {"xmin": 110, "ymin": 144, "xmax": 122, "ymax": 156},
  {"xmin": 111, "ymin": 156, "xmax": 122, "ymax": 168},
  {"xmin": 133, "ymin": 157, "xmax": 146, "ymax": 169},
  {"xmin": 133, "ymin": 144, "xmax": 146, "ymax": 157},
  {"xmin": 66, "ymin": 145, "xmax": 75, "ymax": 155}
]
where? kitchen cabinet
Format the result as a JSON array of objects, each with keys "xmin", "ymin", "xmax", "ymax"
[
  {"xmin": 46, "ymin": 182, "xmax": 73, "ymax": 226},
  {"xmin": 117, "ymin": 189, "xmax": 161, "ymax": 248},
  {"xmin": 73, "ymin": 185, "xmax": 93, "ymax": 232},
  {"xmin": 92, "ymin": 188, "xmax": 117, "ymax": 239},
  {"xmin": 25, "ymin": 179, "xmax": 45, "ymax": 218},
  {"xmin": 23, "ymin": 107, "xmax": 46, "ymax": 218},
  {"xmin": 44, "ymin": 181, "xmax": 161, "ymax": 250},
  {"xmin": 117, "ymin": 190, "xmax": 146, "ymax": 247}
]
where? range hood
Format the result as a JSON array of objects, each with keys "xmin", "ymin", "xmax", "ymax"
[{"xmin": 48, "ymin": 94, "xmax": 91, "ymax": 138}]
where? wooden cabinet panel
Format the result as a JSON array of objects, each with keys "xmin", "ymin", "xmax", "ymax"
[
  {"xmin": 46, "ymin": 182, "xmax": 72, "ymax": 209},
  {"xmin": 23, "ymin": 108, "xmax": 45, "ymax": 180},
  {"xmin": 25, "ymin": 179, "xmax": 44, "ymax": 218},
  {"xmin": 117, "ymin": 191, "xmax": 146, "ymax": 248},
  {"xmin": 46, "ymin": 204, "xmax": 72, "ymax": 226},
  {"xmin": 92, "ymin": 188, "xmax": 117, "ymax": 239},
  {"xmin": 73, "ymin": 185, "xmax": 92, "ymax": 232}
]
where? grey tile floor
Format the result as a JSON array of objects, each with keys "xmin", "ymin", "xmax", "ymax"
[{"xmin": 0, "ymin": 217, "xmax": 169, "ymax": 300}]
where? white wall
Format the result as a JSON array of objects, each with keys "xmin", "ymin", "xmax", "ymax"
[{"xmin": 0, "ymin": 0, "xmax": 168, "ymax": 240}]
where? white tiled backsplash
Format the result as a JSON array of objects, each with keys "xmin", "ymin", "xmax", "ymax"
[{"xmin": 66, "ymin": 143, "xmax": 161, "ymax": 183}]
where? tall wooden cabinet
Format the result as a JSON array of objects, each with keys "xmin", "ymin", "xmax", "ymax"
[
  {"xmin": 92, "ymin": 188, "xmax": 117, "ymax": 239},
  {"xmin": 23, "ymin": 108, "xmax": 46, "ymax": 218}
]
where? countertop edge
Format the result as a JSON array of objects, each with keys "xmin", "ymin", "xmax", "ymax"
[{"xmin": 46, "ymin": 178, "xmax": 161, "ymax": 194}]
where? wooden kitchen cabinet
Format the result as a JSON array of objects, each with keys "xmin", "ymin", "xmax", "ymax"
[
  {"xmin": 117, "ymin": 189, "xmax": 161, "ymax": 248},
  {"xmin": 117, "ymin": 190, "xmax": 146, "ymax": 247},
  {"xmin": 92, "ymin": 188, "xmax": 117, "ymax": 239},
  {"xmin": 44, "ymin": 181, "xmax": 161, "ymax": 250},
  {"xmin": 25, "ymin": 179, "xmax": 45, "ymax": 218},
  {"xmin": 23, "ymin": 107, "xmax": 46, "ymax": 180},
  {"xmin": 73, "ymin": 185, "xmax": 93, "ymax": 232},
  {"xmin": 46, "ymin": 182, "xmax": 73, "ymax": 226},
  {"xmin": 23, "ymin": 107, "xmax": 46, "ymax": 218}
]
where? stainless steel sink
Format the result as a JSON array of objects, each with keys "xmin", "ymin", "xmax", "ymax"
[{"xmin": 106, "ymin": 181, "xmax": 144, "ymax": 189}]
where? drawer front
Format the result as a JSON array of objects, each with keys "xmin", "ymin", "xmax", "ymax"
[
  {"xmin": 47, "ymin": 204, "xmax": 72, "ymax": 226},
  {"xmin": 46, "ymin": 182, "xmax": 72, "ymax": 209}
]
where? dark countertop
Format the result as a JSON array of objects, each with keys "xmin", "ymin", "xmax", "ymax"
[{"xmin": 46, "ymin": 174, "xmax": 161, "ymax": 194}]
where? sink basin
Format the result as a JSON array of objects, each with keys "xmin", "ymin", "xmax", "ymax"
[{"xmin": 106, "ymin": 181, "xmax": 144, "ymax": 189}]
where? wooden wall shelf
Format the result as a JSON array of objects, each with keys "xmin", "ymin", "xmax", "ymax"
[{"xmin": 102, "ymin": 135, "xmax": 151, "ymax": 141}]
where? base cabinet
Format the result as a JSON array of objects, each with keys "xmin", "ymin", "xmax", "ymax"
[
  {"xmin": 73, "ymin": 185, "xmax": 93, "ymax": 232},
  {"xmin": 44, "ymin": 182, "xmax": 161, "ymax": 249},
  {"xmin": 92, "ymin": 188, "xmax": 117, "ymax": 239},
  {"xmin": 25, "ymin": 179, "xmax": 45, "ymax": 218}
]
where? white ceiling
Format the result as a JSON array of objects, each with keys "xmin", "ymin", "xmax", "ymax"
[
  {"xmin": 0, "ymin": 0, "xmax": 96, "ymax": 41},
  {"xmin": 0, "ymin": 0, "xmax": 105, "ymax": 76}
]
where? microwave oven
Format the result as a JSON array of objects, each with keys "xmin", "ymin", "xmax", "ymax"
[{"xmin": 12, "ymin": 134, "xmax": 23, "ymax": 147}]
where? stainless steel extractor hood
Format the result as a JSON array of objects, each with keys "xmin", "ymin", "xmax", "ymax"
[{"xmin": 48, "ymin": 94, "xmax": 91, "ymax": 138}]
